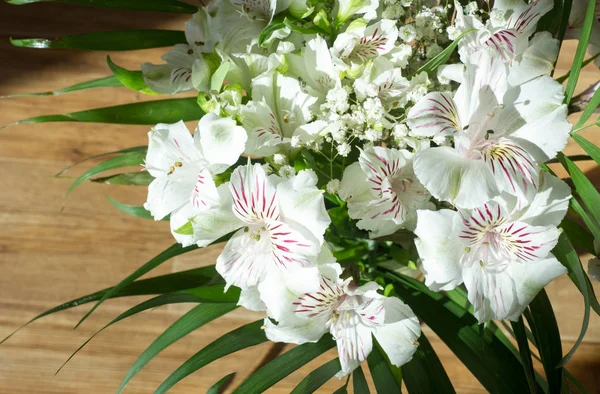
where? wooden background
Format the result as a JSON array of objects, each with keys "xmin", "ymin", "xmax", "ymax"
[{"xmin": 0, "ymin": 2, "xmax": 599, "ymax": 393}]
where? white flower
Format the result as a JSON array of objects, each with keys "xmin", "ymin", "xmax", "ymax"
[
  {"xmin": 278, "ymin": 165, "xmax": 296, "ymax": 178},
  {"xmin": 273, "ymin": 153, "xmax": 287, "ymax": 165},
  {"xmin": 414, "ymin": 172, "xmax": 571, "ymax": 322},
  {"xmin": 337, "ymin": 142, "xmax": 352, "ymax": 157},
  {"xmin": 141, "ymin": 10, "xmax": 213, "ymax": 94},
  {"xmin": 143, "ymin": 115, "xmax": 247, "ymax": 245},
  {"xmin": 216, "ymin": 164, "xmax": 330, "ymax": 304},
  {"xmin": 337, "ymin": 0, "xmax": 380, "ymax": 24},
  {"xmin": 264, "ymin": 275, "xmax": 420, "ymax": 377},
  {"xmin": 241, "ymin": 71, "xmax": 318, "ymax": 157},
  {"xmin": 332, "ymin": 19, "xmax": 399, "ymax": 74},
  {"xmin": 339, "ymin": 146, "xmax": 433, "ymax": 238},
  {"xmin": 287, "ymin": 35, "xmax": 342, "ymax": 102},
  {"xmin": 407, "ymin": 51, "xmax": 571, "ymax": 208},
  {"xmin": 354, "ymin": 57, "xmax": 409, "ymax": 107},
  {"xmin": 399, "ymin": 25, "xmax": 417, "ymax": 42},
  {"xmin": 387, "ymin": 44, "xmax": 412, "ymax": 69}
]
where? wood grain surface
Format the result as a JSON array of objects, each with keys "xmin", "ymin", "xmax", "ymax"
[{"xmin": 0, "ymin": 3, "xmax": 599, "ymax": 393}]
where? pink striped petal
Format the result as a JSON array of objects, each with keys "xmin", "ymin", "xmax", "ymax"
[
  {"xmin": 230, "ymin": 163, "xmax": 280, "ymax": 224},
  {"xmin": 407, "ymin": 92, "xmax": 462, "ymax": 137}
]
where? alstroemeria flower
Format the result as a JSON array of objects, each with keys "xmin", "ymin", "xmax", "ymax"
[
  {"xmin": 143, "ymin": 115, "xmax": 247, "ymax": 245},
  {"xmin": 407, "ymin": 51, "xmax": 571, "ymax": 208},
  {"xmin": 216, "ymin": 163, "xmax": 330, "ymax": 303},
  {"xmin": 141, "ymin": 10, "xmax": 214, "ymax": 94},
  {"xmin": 331, "ymin": 19, "xmax": 399, "ymax": 76},
  {"xmin": 414, "ymin": 173, "xmax": 570, "ymax": 322},
  {"xmin": 264, "ymin": 275, "xmax": 420, "ymax": 377},
  {"xmin": 240, "ymin": 71, "xmax": 318, "ymax": 157},
  {"xmin": 354, "ymin": 57, "xmax": 410, "ymax": 110},
  {"xmin": 287, "ymin": 35, "xmax": 342, "ymax": 102},
  {"xmin": 454, "ymin": 0, "xmax": 559, "ymax": 85},
  {"xmin": 339, "ymin": 146, "xmax": 433, "ymax": 238}
]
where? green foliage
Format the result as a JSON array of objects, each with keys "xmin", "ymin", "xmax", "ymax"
[
  {"xmin": 0, "ymin": 75, "xmax": 121, "ymax": 98},
  {"xmin": 416, "ymin": 29, "xmax": 476, "ymax": 76},
  {"xmin": 107, "ymin": 56, "xmax": 156, "ymax": 94},
  {"xmin": 91, "ymin": 171, "xmax": 153, "ymax": 185},
  {"xmin": 352, "ymin": 366, "xmax": 370, "ymax": 394},
  {"xmin": 367, "ymin": 340, "xmax": 402, "ymax": 393},
  {"xmin": 207, "ymin": 373, "xmax": 236, "ymax": 394},
  {"xmin": 10, "ymin": 30, "xmax": 186, "ymax": 51},
  {"xmin": 11, "ymin": 97, "xmax": 204, "ymax": 125},
  {"xmin": 402, "ymin": 334, "xmax": 456, "ymax": 394},
  {"xmin": 6, "ymin": 0, "xmax": 197, "ymax": 12},
  {"xmin": 291, "ymin": 358, "xmax": 341, "ymax": 393},
  {"xmin": 106, "ymin": 196, "xmax": 156, "ymax": 220},
  {"xmin": 511, "ymin": 317, "xmax": 540, "ymax": 394}
]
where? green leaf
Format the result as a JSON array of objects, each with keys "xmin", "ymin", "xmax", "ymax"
[
  {"xmin": 383, "ymin": 271, "xmax": 532, "ymax": 393},
  {"xmin": 525, "ymin": 290, "xmax": 563, "ymax": 394},
  {"xmin": 564, "ymin": 0, "xmax": 597, "ymax": 103},
  {"xmin": 107, "ymin": 56, "xmax": 156, "ymax": 94},
  {"xmin": 1, "ymin": 265, "xmax": 221, "ymax": 344},
  {"xmin": 510, "ymin": 317, "xmax": 539, "ymax": 394},
  {"xmin": 232, "ymin": 335, "xmax": 336, "ymax": 393},
  {"xmin": 572, "ymin": 134, "xmax": 600, "ymax": 165},
  {"xmin": 106, "ymin": 195, "xmax": 156, "ymax": 220},
  {"xmin": 291, "ymin": 358, "xmax": 341, "ymax": 394},
  {"xmin": 402, "ymin": 334, "xmax": 456, "ymax": 394},
  {"xmin": 10, "ymin": 30, "xmax": 186, "ymax": 51},
  {"xmin": 207, "ymin": 373, "xmax": 236, "ymax": 394},
  {"xmin": 92, "ymin": 171, "xmax": 153, "ymax": 185},
  {"xmin": 352, "ymin": 366, "xmax": 370, "ymax": 394},
  {"xmin": 10, "ymin": 97, "xmax": 203, "ymax": 125},
  {"xmin": 367, "ymin": 340, "xmax": 402, "ymax": 393},
  {"xmin": 416, "ymin": 29, "xmax": 476, "ymax": 76},
  {"xmin": 569, "ymin": 197, "xmax": 600, "ymax": 241},
  {"xmin": 553, "ymin": 233, "xmax": 592, "ymax": 367},
  {"xmin": 574, "ymin": 86, "xmax": 600, "ymax": 129},
  {"xmin": 55, "ymin": 146, "xmax": 147, "ymax": 177},
  {"xmin": 258, "ymin": 16, "xmax": 286, "ymax": 47},
  {"xmin": 560, "ymin": 218, "xmax": 596, "ymax": 255},
  {"xmin": 210, "ymin": 61, "xmax": 231, "ymax": 93},
  {"xmin": 117, "ymin": 303, "xmax": 237, "ymax": 394},
  {"xmin": 155, "ymin": 320, "xmax": 267, "ymax": 394},
  {"xmin": 6, "ymin": 0, "xmax": 198, "ymax": 12},
  {"xmin": 57, "ymin": 292, "xmax": 207, "ymax": 374},
  {"xmin": 180, "ymin": 285, "xmax": 240, "ymax": 303},
  {"xmin": 75, "ymin": 243, "xmax": 199, "ymax": 328},
  {"xmin": 174, "ymin": 221, "xmax": 194, "ymax": 235},
  {"xmin": 557, "ymin": 153, "xmax": 600, "ymax": 226},
  {"xmin": 0, "ymin": 75, "xmax": 121, "ymax": 98},
  {"xmin": 65, "ymin": 151, "xmax": 146, "ymax": 197}
]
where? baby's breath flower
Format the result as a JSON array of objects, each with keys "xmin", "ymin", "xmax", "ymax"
[
  {"xmin": 326, "ymin": 179, "xmax": 341, "ymax": 194},
  {"xmin": 399, "ymin": 25, "xmax": 417, "ymax": 42},
  {"xmin": 278, "ymin": 165, "xmax": 296, "ymax": 178}
]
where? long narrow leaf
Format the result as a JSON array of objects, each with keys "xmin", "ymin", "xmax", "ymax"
[
  {"xmin": 383, "ymin": 271, "xmax": 533, "ymax": 393},
  {"xmin": 155, "ymin": 320, "xmax": 267, "ymax": 394},
  {"xmin": 564, "ymin": 0, "xmax": 597, "ymax": 103},
  {"xmin": 75, "ymin": 243, "xmax": 199, "ymax": 328},
  {"xmin": 574, "ymin": 85, "xmax": 600, "ymax": 129},
  {"xmin": 10, "ymin": 30, "xmax": 186, "ymax": 51},
  {"xmin": 92, "ymin": 171, "xmax": 153, "ymax": 186},
  {"xmin": 9, "ymin": 97, "xmax": 203, "ymax": 125},
  {"xmin": 55, "ymin": 146, "xmax": 147, "ymax": 177},
  {"xmin": 117, "ymin": 303, "xmax": 237, "ymax": 393},
  {"xmin": 402, "ymin": 333, "xmax": 456, "ymax": 394},
  {"xmin": 57, "ymin": 292, "xmax": 207, "ymax": 374},
  {"xmin": 352, "ymin": 366, "xmax": 370, "ymax": 394},
  {"xmin": 66, "ymin": 151, "xmax": 146, "ymax": 196},
  {"xmin": 511, "ymin": 317, "xmax": 539, "ymax": 394},
  {"xmin": 291, "ymin": 358, "xmax": 341, "ymax": 394},
  {"xmin": 232, "ymin": 336, "xmax": 336, "ymax": 393},
  {"xmin": 525, "ymin": 290, "xmax": 563, "ymax": 394},
  {"xmin": 553, "ymin": 233, "xmax": 592, "ymax": 367},
  {"xmin": 367, "ymin": 341, "xmax": 402, "ymax": 393},
  {"xmin": 555, "ymin": 54, "xmax": 600, "ymax": 84},
  {"xmin": 107, "ymin": 56, "xmax": 156, "ymax": 94},
  {"xmin": 560, "ymin": 218, "xmax": 596, "ymax": 255},
  {"xmin": 106, "ymin": 195, "xmax": 156, "ymax": 220},
  {"xmin": 0, "ymin": 75, "xmax": 121, "ymax": 98},
  {"xmin": 207, "ymin": 373, "xmax": 236, "ymax": 394},
  {"xmin": 416, "ymin": 29, "xmax": 476, "ymax": 75},
  {"xmin": 558, "ymin": 153, "xmax": 600, "ymax": 227},
  {"xmin": 572, "ymin": 134, "xmax": 600, "ymax": 165},
  {"xmin": 7, "ymin": 0, "xmax": 197, "ymax": 13}
]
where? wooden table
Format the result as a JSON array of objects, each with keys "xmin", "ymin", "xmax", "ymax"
[{"xmin": 0, "ymin": 2, "xmax": 598, "ymax": 392}]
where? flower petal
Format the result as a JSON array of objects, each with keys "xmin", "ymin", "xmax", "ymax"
[
  {"xmin": 407, "ymin": 92, "xmax": 462, "ymax": 137},
  {"xmin": 414, "ymin": 146, "xmax": 499, "ymax": 209},
  {"xmin": 515, "ymin": 172, "xmax": 571, "ymax": 227},
  {"xmin": 374, "ymin": 297, "xmax": 420, "ymax": 367},
  {"xmin": 508, "ymin": 32, "xmax": 559, "ymax": 85},
  {"xmin": 414, "ymin": 209, "xmax": 464, "ymax": 291},
  {"xmin": 333, "ymin": 312, "xmax": 374, "ymax": 377},
  {"xmin": 197, "ymin": 113, "xmax": 248, "ymax": 172},
  {"xmin": 230, "ymin": 163, "xmax": 280, "ymax": 223},
  {"xmin": 463, "ymin": 263, "xmax": 517, "ymax": 322},
  {"xmin": 238, "ymin": 286, "xmax": 266, "ymax": 311},
  {"xmin": 216, "ymin": 228, "xmax": 269, "ymax": 290},
  {"xmin": 263, "ymin": 315, "xmax": 329, "ymax": 344}
]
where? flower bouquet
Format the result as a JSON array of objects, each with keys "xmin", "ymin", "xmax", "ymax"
[{"xmin": 3, "ymin": 0, "xmax": 600, "ymax": 392}]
